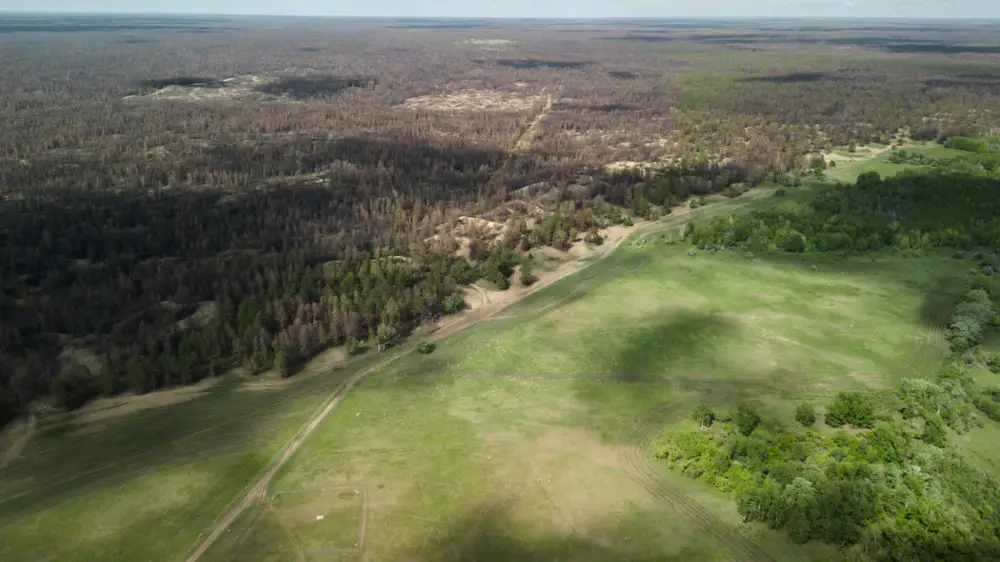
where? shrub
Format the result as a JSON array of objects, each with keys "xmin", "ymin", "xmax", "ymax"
[
  {"xmin": 975, "ymin": 386, "xmax": 1000, "ymax": 421},
  {"xmin": 947, "ymin": 300, "xmax": 994, "ymax": 352},
  {"xmin": 736, "ymin": 403, "xmax": 762, "ymax": 436},
  {"xmin": 776, "ymin": 230, "xmax": 807, "ymax": 253},
  {"xmin": 417, "ymin": 341, "xmax": 436, "ymax": 354},
  {"xmin": 825, "ymin": 391, "xmax": 876, "ymax": 428},
  {"xmin": 519, "ymin": 259, "xmax": 536, "ymax": 286},
  {"xmin": 921, "ymin": 415, "xmax": 947, "ymax": 447},
  {"xmin": 468, "ymin": 238, "xmax": 489, "ymax": 262},
  {"xmin": 443, "ymin": 292, "xmax": 466, "ymax": 314},
  {"xmin": 944, "ymin": 136, "xmax": 989, "ymax": 153},
  {"xmin": 50, "ymin": 364, "xmax": 98, "ymax": 411},
  {"xmin": 484, "ymin": 262, "xmax": 509, "ymax": 290},
  {"xmin": 723, "ymin": 184, "xmax": 750, "ymax": 199},
  {"xmin": 622, "ymin": 216, "xmax": 634, "ymax": 227},
  {"xmin": 795, "ymin": 404, "xmax": 817, "ymax": 426},
  {"xmin": 975, "ymin": 394, "xmax": 1000, "ymax": 422},
  {"xmin": 274, "ymin": 346, "xmax": 292, "ymax": 378},
  {"xmin": 692, "ymin": 405, "xmax": 716, "ymax": 428},
  {"xmin": 584, "ymin": 228, "xmax": 604, "ymax": 245},
  {"xmin": 346, "ymin": 337, "xmax": 365, "ymax": 356}
]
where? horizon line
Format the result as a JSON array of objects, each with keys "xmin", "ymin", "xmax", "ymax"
[{"xmin": 2, "ymin": 11, "xmax": 1000, "ymax": 21}]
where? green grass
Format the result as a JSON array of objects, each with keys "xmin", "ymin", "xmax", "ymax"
[
  {"xmin": 0, "ymin": 361, "xmax": 375, "ymax": 561},
  {"xmin": 203, "ymin": 231, "xmax": 963, "ymax": 560},
  {"xmin": 825, "ymin": 144, "xmax": 969, "ymax": 183},
  {"xmin": 0, "ymin": 147, "xmax": 976, "ymax": 560}
]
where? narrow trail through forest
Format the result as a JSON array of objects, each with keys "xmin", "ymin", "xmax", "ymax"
[{"xmin": 513, "ymin": 91, "xmax": 555, "ymax": 153}]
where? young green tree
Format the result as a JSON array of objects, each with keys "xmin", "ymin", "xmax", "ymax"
[
  {"xmin": 584, "ymin": 228, "xmax": 604, "ymax": 245},
  {"xmin": 795, "ymin": 404, "xmax": 817, "ymax": 426},
  {"xmin": 692, "ymin": 405, "xmax": 715, "ymax": 428},
  {"xmin": 736, "ymin": 402, "xmax": 762, "ymax": 436},
  {"xmin": 519, "ymin": 258, "xmax": 536, "ymax": 286},
  {"xmin": 274, "ymin": 344, "xmax": 292, "ymax": 378},
  {"xmin": 825, "ymin": 391, "xmax": 876, "ymax": 428}
]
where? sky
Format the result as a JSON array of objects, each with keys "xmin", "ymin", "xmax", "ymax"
[{"xmin": 1, "ymin": 0, "xmax": 999, "ymax": 19}]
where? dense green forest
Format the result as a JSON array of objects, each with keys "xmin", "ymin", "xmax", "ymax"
[{"xmin": 686, "ymin": 141, "xmax": 1000, "ymax": 254}]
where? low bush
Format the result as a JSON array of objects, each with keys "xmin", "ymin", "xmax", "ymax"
[
  {"xmin": 825, "ymin": 391, "xmax": 876, "ymax": 428},
  {"xmin": 795, "ymin": 404, "xmax": 816, "ymax": 426},
  {"xmin": 691, "ymin": 405, "xmax": 715, "ymax": 428}
]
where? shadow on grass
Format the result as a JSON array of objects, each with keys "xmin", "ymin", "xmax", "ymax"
[
  {"xmin": 409, "ymin": 499, "xmax": 709, "ymax": 562},
  {"xmin": 570, "ymin": 310, "xmax": 740, "ymax": 424},
  {"xmin": 607, "ymin": 311, "xmax": 739, "ymax": 384},
  {"xmin": 920, "ymin": 273, "xmax": 965, "ymax": 328},
  {"xmin": 0, "ymin": 368, "xmax": 349, "ymax": 523}
]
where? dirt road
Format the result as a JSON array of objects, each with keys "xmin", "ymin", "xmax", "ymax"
[{"xmin": 182, "ymin": 217, "xmax": 641, "ymax": 562}]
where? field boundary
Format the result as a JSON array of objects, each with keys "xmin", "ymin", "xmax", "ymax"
[{"xmin": 269, "ymin": 486, "xmax": 368, "ymax": 553}]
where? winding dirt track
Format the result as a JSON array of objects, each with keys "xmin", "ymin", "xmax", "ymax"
[{"xmin": 616, "ymin": 405, "xmax": 773, "ymax": 562}]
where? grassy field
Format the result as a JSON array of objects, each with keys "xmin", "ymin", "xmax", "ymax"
[
  {"xmin": 201, "ymin": 229, "xmax": 964, "ymax": 560},
  {"xmin": 0, "ymin": 356, "xmax": 382, "ymax": 562},
  {"xmin": 825, "ymin": 143, "xmax": 969, "ymax": 183},
  {"xmin": 0, "ymin": 146, "xmax": 974, "ymax": 561}
]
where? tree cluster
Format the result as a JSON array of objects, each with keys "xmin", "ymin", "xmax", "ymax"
[
  {"xmin": 686, "ymin": 169, "xmax": 1000, "ymax": 254},
  {"xmin": 657, "ymin": 268, "xmax": 1000, "ymax": 558}
]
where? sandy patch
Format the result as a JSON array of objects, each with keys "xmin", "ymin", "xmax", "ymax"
[
  {"xmin": 242, "ymin": 346, "xmax": 350, "ymax": 391},
  {"xmin": 176, "ymin": 301, "xmax": 218, "ymax": 331},
  {"xmin": 58, "ymin": 346, "xmax": 105, "ymax": 376},
  {"xmin": 403, "ymin": 89, "xmax": 542, "ymax": 112},
  {"xmin": 124, "ymin": 74, "xmax": 280, "ymax": 103}
]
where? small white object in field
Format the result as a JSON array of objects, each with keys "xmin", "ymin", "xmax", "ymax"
[{"xmin": 316, "ymin": 514, "xmax": 325, "ymax": 521}]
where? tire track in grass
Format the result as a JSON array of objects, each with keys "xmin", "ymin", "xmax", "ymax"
[
  {"xmin": 616, "ymin": 405, "xmax": 773, "ymax": 562},
  {"xmin": 894, "ymin": 283, "xmax": 956, "ymax": 381}
]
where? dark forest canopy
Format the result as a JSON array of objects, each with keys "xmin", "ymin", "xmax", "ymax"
[{"xmin": 2, "ymin": 16, "xmax": 1000, "ymax": 424}]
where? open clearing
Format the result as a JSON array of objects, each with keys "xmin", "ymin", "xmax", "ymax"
[
  {"xmin": 402, "ymin": 89, "xmax": 542, "ymax": 112},
  {"xmin": 0, "ymin": 152, "xmax": 967, "ymax": 561}
]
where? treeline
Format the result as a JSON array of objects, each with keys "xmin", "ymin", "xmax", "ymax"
[
  {"xmin": 4, "ymin": 239, "xmax": 485, "ymax": 418},
  {"xmin": 656, "ymin": 272, "xmax": 1000, "ymax": 559},
  {"xmin": 685, "ymin": 170, "xmax": 1000, "ymax": 253}
]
